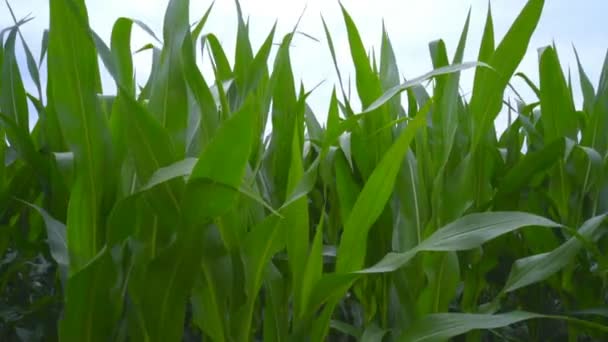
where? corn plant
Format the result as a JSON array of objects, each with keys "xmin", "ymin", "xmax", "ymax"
[{"xmin": 0, "ymin": 0, "xmax": 607, "ymax": 341}]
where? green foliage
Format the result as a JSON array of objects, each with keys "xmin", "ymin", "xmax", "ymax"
[{"xmin": 1, "ymin": 0, "xmax": 607, "ymax": 341}]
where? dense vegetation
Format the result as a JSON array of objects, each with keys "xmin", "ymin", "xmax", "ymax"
[{"xmin": 1, "ymin": 0, "xmax": 607, "ymax": 340}]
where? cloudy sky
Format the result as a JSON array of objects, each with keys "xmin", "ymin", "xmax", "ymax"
[{"xmin": 2, "ymin": 0, "xmax": 607, "ymax": 130}]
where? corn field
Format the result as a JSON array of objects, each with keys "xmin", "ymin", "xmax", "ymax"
[{"xmin": 1, "ymin": 0, "xmax": 607, "ymax": 341}]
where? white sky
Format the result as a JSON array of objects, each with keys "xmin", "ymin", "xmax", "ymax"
[{"xmin": 2, "ymin": 0, "xmax": 607, "ymax": 131}]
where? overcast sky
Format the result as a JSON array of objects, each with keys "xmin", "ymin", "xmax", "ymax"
[{"xmin": 2, "ymin": 0, "xmax": 607, "ymax": 130}]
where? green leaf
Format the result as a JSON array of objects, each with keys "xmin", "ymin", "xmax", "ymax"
[
  {"xmin": 502, "ymin": 214, "xmax": 607, "ymax": 293},
  {"xmin": 241, "ymin": 24, "xmax": 276, "ymax": 151},
  {"xmin": 340, "ymin": 4, "xmax": 383, "ymax": 109},
  {"xmin": 0, "ymin": 113, "xmax": 46, "ymax": 178},
  {"xmin": 59, "ymin": 248, "xmax": 121, "ymax": 342},
  {"xmin": 232, "ymin": 0, "xmax": 255, "ymax": 90},
  {"xmin": 398, "ymin": 311, "xmax": 608, "ymax": 341},
  {"xmin": 494, "ymin": 137, "xmax": 565, "ymax": 201},
  {"xmin": 265, "ymin": 32, "xmax": 300, "ymax": 205},
  {"xmin": 128, "ymin": 230, "xmax": 205, "ymax": 342},
  {"xmin": 5, "ymin": 2, "xmax": 43, "ymax": 99},
  {"xmin": 39, "ymin": 29, "xmax": 49, "ymax": 66},
  {"xmin": 420, "ymin": 212, "xmax": 559, "ymax": 250},
  {"xmin": 429, "ymin": 10, "xmax": 470, "ymax": 175},
  {"xmin": 320, "ymin": 16, "xmax": 348, "ymax": 101},
  {"xmin": 280, "ymin": 156, "xmax": 320, "ymax": 210},
  {"xmin": 582, "ymin": 50, "xmax": 608, "ymax": 156},
  {"xmin": 110, "ymin": 18, "xmax": 135, "ymax": 93},
  {"xmin": 116, "ymin": 88, "xmax": 182, "ymax": 224},
  {"xmin": 191, "ymin": 2, "xmax": 214, "ymax": 42},
  {"xmin": 105, "ymin": 195, "xmax": 138, "ymax": 246},
  {"xmin": 539, "ymin": 46, "xmax": 578, "ymax": 142},
  {"xmin": 137, "ymin": 46, "xmax": 161, "ymax": 101},
  {"xmin": 474, "ymin": 4, "xmax": 495, "ymax": 84},
  {"xmin": 142, "ymin": 157, "xmax": 196, "ymax": 191},
  {"xmin": 330, "ymin": 321, "xmax": 361, "ymax": 339},
  {"xmin": 334, "ymin": 148, "xmax": 360, "ymax": 223},
  {"xmin": 242, "ymin": 215, "xmax": 282, "ymax": 296},
  {"xmin": 191, "ymin": 224, "xmax": 232, "ymax": 342},
  {"xmin": 397, "ymin": 311, "xmax": 542, "ymax": 342},
  {"xmin": 340, "ymin": 3, "xmax": 392, "ymax": 177},
  {"xmin": 189, "ymin": 98, "xmax": 255, "ymax": 187},
  {"xmin": 0, "ymin": 28, "xmax": 29, "ymax": 130},
  {"xmin": 48, "ymin": 0, "xmax": 112, "ymax": 267},
  {"xmin": 322, "ymin": 89, "xmax": 341, "ymax": 153},
  {"xmin": 394, "ymin": 100, "xmax": 434, "ymax": 250},
  {"xmin": 181, "ymin": 26, "xmax": 219, "ymax": 151},
  {"xmin": 514, "ymin": 72, "xmax": 541, "ymax": 99},
  {"xmin": 362, "ymin": 61, "xmax": 486, "ymax": 115},
  {"xmin": 361, "ymin": 323, "xmax": 388, "ymax": 342},
  {"xmin": 240, "ymin": 215, "xmax": 284, "ymax": 339},
  {"xmin": 395, "ymin": 150, "xmax": 429, "ymax": 250},
  {"xmin": 336, "ymin": 110, "xmax": 426, "ymax": 273},
  {"xmin": 281, "ymin": 123, "xmax": 309, "ymax": 315},
  {"xmin": 183, "ymin": 95, "xmax": 256, "ymax": 222},
  {"xmin": 306, "ymin": 273, "xmax": 359, "ymax": 315},
  {"xmin": 20, "ymin": 201, "xmax": 69, "ymax": 284},
  {"xmin": 363, "ymin": 212, "xmax": 561, "ymax": 273},
  {"xmin": 416, "ymin": 251, "xmax": 460, "ymax": 314},
  {"xmin": 299, "ymin": 214, "xmax": 325, "ymax": 319},
  {"xmin": 305, "ymin": 103, "xmax": 323, "ymax": 144},
  {"xmin": 140, "ymin": 156, "xmax": 278, "ymax": 217},
  {"xmin": 379, "ymin": 23, "xmax": 400, "ymax": 109},
  {"xmin": 91, "ymin": 30, "xmax": 116, "ymax": 88},
  {"xmin": 470, "ymin": 0, "xmax": 544, "ymax": 147},
  {"xmin": 148, "ymin": 0, "xmax": 191, "ymax": 155},
  {"xmin": 203, "ymin": 34, "xmax": 233, "ymax": 82}
]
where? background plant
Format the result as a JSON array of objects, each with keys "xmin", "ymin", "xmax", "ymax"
[{"xmin": 0, "ymin": 0, "xmax": 607, "ymax": 341}]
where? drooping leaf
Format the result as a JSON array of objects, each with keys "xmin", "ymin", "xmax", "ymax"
[
  {"xmin": 20, "ymin": 201, "xmax": 69, "ymax": 284},
  {"xmin": 363, "ymin": 212, "xmax": 561, "ymax": 273},
  {"xmin": 142, "ymin": 157, "xmax": 196, "ymax": 191},
  {"xmin": 362, "ymin": 61, "xmax": 486, "ymax": 115},
  {"xmin": 502, "ymin": 214, "xmax": 607, "ymax": 293},
  {"xmin": 398, "ymin": 311, "xmax": 543, "ymax": 342}
]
